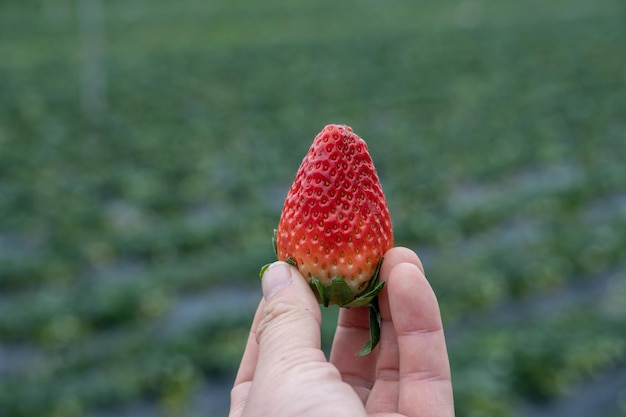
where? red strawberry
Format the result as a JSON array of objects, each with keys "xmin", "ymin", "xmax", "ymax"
[{"xmin": 264, "ymin": 124, "xmax": 394, "ymax": 354}]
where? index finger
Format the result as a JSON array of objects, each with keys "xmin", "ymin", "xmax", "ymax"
[{"xmin": 390, "ymin": 262, "xmax": 455, "ymax": 417}]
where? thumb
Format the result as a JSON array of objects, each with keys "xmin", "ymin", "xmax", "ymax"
[{"xmin": 256, "ymin": 262, "xmax": 324, "ymax": 367}]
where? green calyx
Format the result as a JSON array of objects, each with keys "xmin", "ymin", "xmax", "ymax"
[
  {"xmin": 307, "ymin": 258, "xmax": 384, "ymax": 308},
  {"xmin": 310, "ymin": 276, "xmax": 384, "ymax": 356},
  {"xmin": 307, "ymin": 272, "xmax": 384, "ymax": 308},
  {"xmin": 308, "ymin": 259, "xmax": 385, "ymax": 356}
]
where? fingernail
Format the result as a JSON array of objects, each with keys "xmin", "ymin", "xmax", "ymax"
[{"xmin": 261, "ymin": 262, "xmax": 293, "ymax": 300}]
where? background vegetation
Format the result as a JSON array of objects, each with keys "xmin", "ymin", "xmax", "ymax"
[{"xmin": 1, "ymin": 0, "xmax": 625, "ymax": 416}]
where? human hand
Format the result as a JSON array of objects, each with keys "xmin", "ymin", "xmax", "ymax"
[{"xmin": 229, "ymin": 247, "xmax": 455, "ymax": 417}]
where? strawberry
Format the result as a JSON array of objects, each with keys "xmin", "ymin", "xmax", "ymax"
[{"xmin": 263, "ymin": 124, "xmax": 394, "ymax": 354}]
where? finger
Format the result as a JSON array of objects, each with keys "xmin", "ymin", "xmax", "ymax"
[
  {"xmin": 330, "ymin": 306, "xmax": 378, "ymax": 403},
  {"xmin": 366, "ymin": 247, "xmax": 424, "ymax": 413},
  {"xmin": 390, "ymin": 262, "xmax": 454, "ymax": 417},
  {"xmin": 229, "ymin": 300, "xmax": 264, "ymax": 417},
  {"xmin": 240, "ymin": 262, "xmax": 332, "ymax": 414},
  {"xmin": 330, "ymin": 247, "xmax": 424, "ymax": 405},
  {"xmin": 383, "ymin": 246, "xmax": 424, "ymax": 275},
  {"xmin": 254, "ymin": 261, "xmax": 326, "ymax": 375},
  {"xmin": 233, "ymin": 300, "xmax": 264, "ymax": 386}
]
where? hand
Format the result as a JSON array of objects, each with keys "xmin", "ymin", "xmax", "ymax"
[{"xmin": 229, "ymin": 247, "xmax": 455, "ymax": 417}]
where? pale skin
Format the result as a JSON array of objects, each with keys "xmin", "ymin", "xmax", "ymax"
[{"xmin": 229, "ymin": 247, "xmax": 455, "ymax": 417}]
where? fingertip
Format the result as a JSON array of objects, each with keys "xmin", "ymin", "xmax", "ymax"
[
  {"xmin": 261, "ymin": 261, "xmax": 294, "ymax": 300},
  {"xmin": 388, "ymin": 262, "xmax": 444, "ymax": 333},
  {"xmin": 378, "ymin": 248, "xmax": 425, "ymax": 321},
  {"xmin": 255, "ymin": 261, "xmax": 323, "ymax": 358},
  {"xmin": 388, "ymin": 261, "xmax": 431, "ymax": 296},
  {"xmin": 260, "ymin": 261, "xmax": 318, "ymax": 310},
  {"xmin": 382, "ymin": 247, "xmax": 425, "ymax": 275}
]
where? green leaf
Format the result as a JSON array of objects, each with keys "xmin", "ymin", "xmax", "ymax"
[
  {"xmin": 358, "ymin": 299, "xmax": 382, "ymax": 356},
  {"xmin": 309, "ymin": 277, "xmax": 329, "ymax": 306},
  {"xmin": 344, "ymin": 280, "xmax": 385, "ymax": 308},
  {"xmin": 259, "ymin": 263, "xmax": 272, "ymax": 279},
  {"xmin": 325, "ymin": 276, "xmax": 357, "ymax": 306}
]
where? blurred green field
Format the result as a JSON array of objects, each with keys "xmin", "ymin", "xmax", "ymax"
[{"xmin": 1, "ymin": 0, "xmax": 626, "ymax": 416}]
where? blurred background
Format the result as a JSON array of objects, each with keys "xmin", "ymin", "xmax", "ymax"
[{"xmin": 1, "ymin": 0, "xmax": 625, "ymax": 416}]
